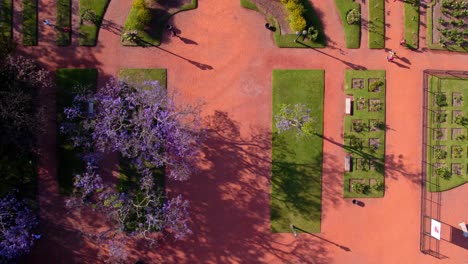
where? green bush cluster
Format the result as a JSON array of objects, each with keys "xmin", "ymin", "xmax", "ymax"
[
  {"xmin": 436, "ymin": 93, "xmax": 448, "ymax": 107},
  {"xmin": 346, "ymin": 8, "xmax": 360, "ymax": 25},
  {"xmin": 369, "ymin": 80, "xmax": 383, "ymax": 92},
  {"xmin": 372, "ymin": 180, "xmax": 384, "ymax": 191},
  {"xmin": 435, "ymin": 166, "xmax": 451, "ymax": 179},
  {"xmin": 132, "ymin": 0, "xmax": 151, "ymax": 28},
  {"xmin": 434, "ymin": 148, "xmax": 447, "ymax": 159},
  {"xmin": 280, "ymin": 0, "xmax": 307, "ymax": 31},
  {"xmin": 352, "ymin": 182, "xmax": 370, "ymax": 194}
]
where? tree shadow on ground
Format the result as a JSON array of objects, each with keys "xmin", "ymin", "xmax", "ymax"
[
  {"xmin": 271, "ymin": 132, "xmax": 323, "ymax": 232},
  {"xmin": 319, "ymin": 135, "xmax": 420, "ymax": 185},
  {"xmin": 131, "ymin": 111, "xmax": 334, "ymax": 263},
  {"xmin": 296, "ymin": 43, "xmax": 366, "ymax": 70},
  {"xmin": 101, "ymin": 18, "xmax": 123, "ymax": 36}
]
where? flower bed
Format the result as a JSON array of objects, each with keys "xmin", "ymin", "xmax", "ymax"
[
  {"xmin": 343, "ymin": 70, "xmax": 386, "ymax": 198},
  {"xmin": 426, "ymin": 73, "xmax": 468, "ymax": 191}
]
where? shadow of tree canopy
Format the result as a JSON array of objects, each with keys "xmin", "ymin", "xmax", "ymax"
[
  {"xmin": 271, "ymin": 132, "xmax": 323, "ymax": 233},
  {"xmin": 132, "ymin": 110, "xmax": 333, "ymax": 263}
]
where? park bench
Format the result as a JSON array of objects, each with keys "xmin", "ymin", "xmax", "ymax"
[
  {"xmin": 345, "ymin": 98, "xmax": 352, "ymax": 115},
  {"xmin": 345, "ymin": 154, "xmax": 351, "ymax": 172},
  {"xmin": 88, "ymin": 100, "xmax": 94, "ymax": 114},
  {"xmin": 459, "ymin": 222, "xmax": 468, "ymax": 238}
]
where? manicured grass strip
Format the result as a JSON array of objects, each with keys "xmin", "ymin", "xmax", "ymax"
[
  {"xmin": 0, "ymin": 0, "xmax": 12, "ymax": 38},
  {"xmin": 22, "ymin": 0, "xmax": 37, "ymax": 46},
  {"xmin": 240, "ymin": 0, "xmax": 259, "ymax": 11},
  {"xmin": 56, "ymin": 0, "xmax": 71, "ymax": 46},
  {"xmin": 368, "ymin": 0, "xmax": 384, "ymax": 49},
  {"xmin": 404, "ymin": 0, "xmax": 419, "ymax": 49},
  {"xmin": 426, "ymin": 76, "xmax": 468, "ymax": 192},
  {"xmin": 271, "ymin": 69, "xmax": 324, "ymax": 233},
  {"xmin": 79, "ymin": 0, "xmax": 110, "ymax": 46},
  {"xmin": 56, "ymin": 68, "xmax": 98, "ymax": 194},
  {"xmin": 335, "ymin": 0, "xmax": 361, "ymax": 48},
  {"xmin": 122, "ymin": 0, "xmax": 197, "ymax": 46},
  {"xmin": 117, "ymin": 69, "xmax": 167, "ymax": 191},
  {"xmin": 119, "ymin": 68, "xmax": 167, "ymax": 88},
  {"xmin": 343, "ymin": 70, "xmax": 386, "ymax": 198}
]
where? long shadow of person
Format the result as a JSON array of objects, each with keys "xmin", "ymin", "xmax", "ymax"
[{"xmin": 177, "ymin": 36, "xmax": 198, "ymax": 45}]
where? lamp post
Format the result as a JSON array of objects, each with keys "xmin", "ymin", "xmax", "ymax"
[
  {"xmin": 302, "ymin": 29, "xmax": 308, "ymax": 40},
  {"xmin": 290, "ymin": 224, "xmax": 298, "ymax": 238},
  {"xmin": 294, "ymin": 31, "xmax": 301, "ymax": 43}
]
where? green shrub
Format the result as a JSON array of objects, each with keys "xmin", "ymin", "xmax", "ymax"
[
  {"xmin": 434, "ymin": 148, "xmax": 447, "ymax": 159},
  {"xmin": 454, "ymin": 115, "xmax": 468, "ymax": 126},
  {"xmin": 435, "ymin": 166, "xmax": 451, "ymax": 179},
  {"xmin": 281, "ymin": 0, "xmax": 308, "ymax": 31},
  {"xmin": 133, "ymin": 0, "xmax": 146, "ymax": 9},
  {"xmin": 372, "ymin": 180, "xmax": 384, "ymax": 191},
  {"xmin": 435, "ymin": 112, "xmax": 447, "ymax": 123},
  {"xmin": 352, "ymin": 182, "xmax": 370, "ymax": 194},
  {"xmin": 136, "ymin": 7, "xmax": 151, "ymax": 25},
  {"xmin": 435, "ymin": 93, "xmax": 448, "ymax": 107},
  {"xmin": 452, "ymin": 146, "xmax": 463, "ymax": 158},
  {"xmin": 307, "ymin": 26, "xmax": 319, "ymax": 41},
  {"xmin": 289, "ymin": 14, "xmax": 307, "ymax": 31},
  {"xmin": 80, "ymin": 8, "xmax": 98, "ymax": 24},
  {"xmin": 369, "ymin": 80, "xmax": 383, "ymax": 92},
  {"xmin": 346, "ymin": 8, "xmax": 360, "ymax": 25}
]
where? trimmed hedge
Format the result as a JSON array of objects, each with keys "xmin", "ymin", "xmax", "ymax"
[
  {"xmin": 22, "ymin": 0, "xmax": 38, "ymax": 46},
  {"xmin": 57, "ymin": 0, "xmax": 71, "ymax": 46},
  {"xmin": 0, "ymin": 0, "xmax": 12, "ymax": 38},
  {"xmin": 404, "ymin": 0, "xmax": 419, "ymax": 49}
]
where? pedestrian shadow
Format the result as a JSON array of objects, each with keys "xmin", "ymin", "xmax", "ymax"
[
  {"xmin": 297, "ymin": 41, "xmax": 366, "ymax": 70},
  {"xmin": 391, "ymin": 60, "xmax": 410, "ymax": 69},
  {"xmin": 398, "ymin": 56, "xmax": 411, "ymax": 65},
  {"xmin": 177, "ymin": 36, "xmax": 198, "ymax": 45}
]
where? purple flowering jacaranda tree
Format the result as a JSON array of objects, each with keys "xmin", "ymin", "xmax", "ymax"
[{"xmin": 0, "ymin": 192, "xmax": 38, "ymax": 262}]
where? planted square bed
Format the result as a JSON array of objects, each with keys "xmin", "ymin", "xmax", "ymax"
[
  {"xmin": 425, "ymin": 72, "xmax": 468, "ymax": 192},
  {"xmin": 344, "ymin": 70, "xmax": 386, "ymax": 198}
]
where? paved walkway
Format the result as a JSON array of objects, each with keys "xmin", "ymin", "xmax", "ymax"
[{"xmin": 16, "ymin": 0, "xmax": 467, "ymax": 263}]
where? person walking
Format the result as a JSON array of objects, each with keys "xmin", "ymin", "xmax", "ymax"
[
  {"xmin": 43, "ymin": 19, "xmax": 50, "ymax": 26},
  {"xmin": 166, "ymin": 24, "xmax": 177, "ymax": 37}
]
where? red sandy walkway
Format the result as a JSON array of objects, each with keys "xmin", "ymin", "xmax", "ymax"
[{"xmin": 15, "ymin": 0, "xmax": 467, "ymax": 263}]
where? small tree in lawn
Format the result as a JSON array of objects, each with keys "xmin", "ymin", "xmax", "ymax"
[
  {"xmin": 80, "ymin": 8, "xmax": 98, "ymax": 25},
  {"xmin": 275, "ymin": 103, "xmax": 315, "ymax": 136}
]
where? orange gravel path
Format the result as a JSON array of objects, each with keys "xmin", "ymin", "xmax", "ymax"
[{"xmin": 16, "ymin": 0, "xmax": 467, "ymax": 263}]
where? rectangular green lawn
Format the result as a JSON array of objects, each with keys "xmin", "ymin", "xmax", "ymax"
[
  {"xmin": 368, "ymin": 0, "xmax": 385, "ymax": 49},
  {"xmin": 22, "ymin": 0, "xmax": 37, "ymax": 45},
  {"xmin": 79, "ymin": 0, "xmax": 110, "ymax": 46},
  {"xmin": 56, "ymin": 68, "xmax": 98, "ymax": 194},
  {"xmin": 343, "ymin": 70, "xmax": 386, "ymax": 198},
  {"xmin": 0, "ymin": 0, "xmax": 12, "ymax": 38},
  {"xmin": 122, "ymin": 0, "xmax": 197, "ymax": 46},
  {"xmin": 271, "ymin": 69, "xmax": 324, "ymax": 233},
  {"xmin": 56, "ymin": 0, "xmax": 71, "ymax": 46},
  {"xmin": 335, "ymin": 0, "xmax": 361, "ymax": 48},
  {"xmin": 404, "ymin": 0, "xmax": 419, "ymax": 49},
  {"xmin": 117, "ymin": 68, "xmax": 167, "ymax": 191},
  {"xmin": 426, "ymin": 76, "xmax": 468, "ymax": 192}
]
